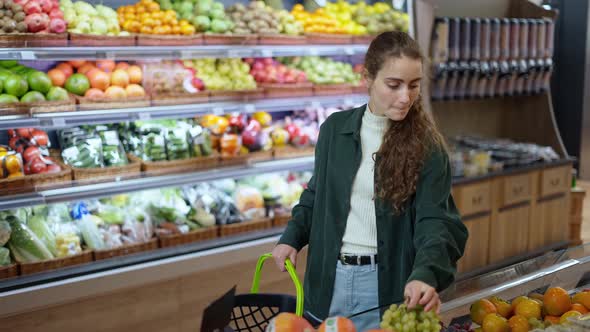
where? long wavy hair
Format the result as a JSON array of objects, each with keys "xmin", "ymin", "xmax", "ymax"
[{"xmin": 366, "ymin": 31, "xmax": 447, "ymax": 214}]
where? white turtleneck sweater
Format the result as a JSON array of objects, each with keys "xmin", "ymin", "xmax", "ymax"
[{"xmin": 341, "ymin": 105, "xmax": 389, "ymax": 255}]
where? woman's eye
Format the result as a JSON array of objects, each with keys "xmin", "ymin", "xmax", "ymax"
[
  {"xmin": 388, "ymin": 85, "xmax": 400, "ymax": 90},
  {"xmin": 410, "ymin": 84, "xmax": 420, "ymax": 89}
]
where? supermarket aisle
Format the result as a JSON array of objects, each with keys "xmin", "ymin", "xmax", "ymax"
[{"xmin": 579, "ymin": 181, "xmax": 590, "ymax": 243}]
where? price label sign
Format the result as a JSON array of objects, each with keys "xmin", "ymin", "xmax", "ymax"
[
  {"xmin": 260, "ymin": 49, "xmax": 273, "ymax": 57},
  {"xmin": 227, "ymin": 49, "xmax": 252, "ymax": 58},
  {"xmin": 52, "ymin": 118, "xmax": 66, "ymax": 127},
  {"xmin": 244, "ymin": 104, "xmax": 256, "ymax": 113},
  {"xmin": 308, "ymin": 48, "xmax": 319, "ymax": 56},
  {"xmin": 138, "ymin": 112, "xmax": 151, "ymax": 121},
  {"xmin": 310, "ymin": 101, "xmax": 322, "ymax": 109}
]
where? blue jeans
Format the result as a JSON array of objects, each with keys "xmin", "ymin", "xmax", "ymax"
[{"xmin": 328, "ymin": 260, "xmax": 380, "ymax": 331}]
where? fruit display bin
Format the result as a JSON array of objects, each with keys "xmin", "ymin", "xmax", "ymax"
[
  {"xmin": 129, "ymin": 153, "xmax": 219, "ymax": 176},
  {"xmin": 0, "ymin": 264, "xmax": 18, "ymax": 280},
  {"xmin": 313, "ymin": 83, "xmax": 354, "ymax": 96},
  {"xmin": 241, "ymin": 88, "xmax": 266, "ymax": 101},
  {"xmin": 0, "ymin": 175, "xmax": 27, "ymax": 196},
  {"xmin": 218, "ymin": 217, "xmax": 272, "ymax": 237},
  {"xmin": 68, "ymin": 33, "xmax": 138, "ymax": 47},
  {"xmin": 272, "ymin": 213, "xmax": 291, "ymax": 227},
  {"xmin": 150, "ymin": 92, "xmax": 210, "ymax": 106},
  {"xmin": 273, "ymin": 145, "xmax": 315, "ymax": 159},
  {"xmin": 18, "ymin": 250, "xmax": 93, "ymax": 276},
  {"xmin": 352, "ymin": 35, "xmax": 376, "ymax": 44},
  {"xmin": 305, "ymin": 32, "xmax": 353, "ymax": 45},
  {"xmin": 66, "ymin": 154, "xmax": 142, "ymax": 182},
  {"xmin": 93, "ymin": 238, "xmax": 159, "ymax": 261},
  {"xmin": 257, "ymin": 34, "xmax": 307, "ymax": 45},
  {"xmin": 246, "ymin": 150, "xmax": 274, "ymax": 163},
  {"xmin": 203, "ymin": 33, "xmax": 258, "ymax": 45},
  {"xmin": 21, "ymin": 158, "xmax": 72, "ymax": 191},
  {"xmin": 208, "ymin": 90, "xmax": 244, "ymax": 102},
  {"xmin": 219, "ymin": 153, "xmax": 250, "ymax": 167},
  {"xmin": 72, "ymin": 94, "xmax": 151, "ymax": 111},
  {"xmin": 260, "ymin": 82, "xmax": 314, "ymax": 98},
  {"xmin": 136, "ymin": 33, "xmax": 203, "ymax": 46},
  {"xmin": 27, "ymin": 94, "xmax": 77, "ymax": 114},
  {"xmin": 158, "ymin": 226, "xmax": 219, "ymax": 248},
  {"xmin": 0, "ymin": 33, "xmax": 69, "ymax": 47}
]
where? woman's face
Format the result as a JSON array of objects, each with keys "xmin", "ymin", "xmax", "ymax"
[{"xmin": 366, "ymin": 56, "xmax": 423, "ymax": 121}]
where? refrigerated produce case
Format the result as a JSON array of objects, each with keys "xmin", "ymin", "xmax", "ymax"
[{"xmin": 440, "ymin": 242, "xmax": 590, "ymax": 329}]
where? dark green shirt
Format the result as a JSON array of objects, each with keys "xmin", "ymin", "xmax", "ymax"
[{"xmin": 278, "ymin": 105, "xmax": 468, "ymax": 319}]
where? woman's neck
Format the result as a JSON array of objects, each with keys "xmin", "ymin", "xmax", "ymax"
[{"xmin": 368, "ymin": 100, "xmax": 385, "ymax": 116}]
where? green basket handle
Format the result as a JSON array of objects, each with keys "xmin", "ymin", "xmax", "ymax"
[{"xmin": 250, "ymin": 253, "xmax": 304, "ymax": 317}]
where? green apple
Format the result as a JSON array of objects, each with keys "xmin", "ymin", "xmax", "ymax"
[
  {"xmin": 0, "ymin": 94, "xmax": 19, "ymax": 104},
  {"xmin": 26, "ymin": 71, "xmax": 52, "ymax": 94},
  {"xmin": 46, "ymin": 87, "xmax": 70, "ymax": 101},
  {"xmin": 210, "ymin": 8, "xmax": 225, "ymax": 20},
  {"xmin": 91, "ymin": 18, "xmax": 108, "ymax": 35},
  {"xmin": 77, "ymin": 21, "xmax": 92, "ymax": 34},
  {"xmin": 21, "ymin": 91, "xmax": 46, "ymax": 103},
  {"xmin": 4, "ymin": 75, "xmax": 28, "ymax": 97},
  {"xmin": 192, "ymin": 15, "xmax": 210, "ymax": 31},
  {"xmin": 210, "ymin": 19, "xmax": 228, "ymax": 33}
]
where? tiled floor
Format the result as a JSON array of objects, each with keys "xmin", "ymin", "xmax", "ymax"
[{"xmin": 577, "ymin": 180, "xmax": 590, "ymax": 244}]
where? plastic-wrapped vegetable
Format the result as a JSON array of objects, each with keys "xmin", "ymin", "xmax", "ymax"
[
  {"xmin": 98, "ymin": 130, "xmax": 129, "ymax": 167},
  {"xmin": 27, "ymin": 215, "xmax": 58, "ymax": 257},
  {"xmin": 165, "ymin": 127, "xmax": 191, "ymax": 160},
  {"xmin": 0, "ymin": 219, "xmax": 10, "ymax": 247},
  {"xmin": 184, "ymin": 184, "xmax": 244, "ymax": 225},
  {"xmin": 96, "ymin": 204, "xmax": 125, "ymax": 225},
  {"xmin": 234, "ymin": 186, "xmax": 266, "ymax": 219},
  {"xmin": 61, "ymin": 136, "xmax": 104, "ymax": 168},
  {"xmin": 121, "ymin": 208, "xmax": 153, "ymax": 243},
  {"xmin": 141, "ymin": 132, "xmax": 167, "ymax": 161},
  {"xmin": 146, "ymin": 189, "xmax": 191, "ymax": 225},
  {"xmin": 78, "ymin": 214, "xmax": 105, "ymax": 250},
  {"xmin": 6, "ymin": 214, "xmax": 54, "ymax": 263},
  {"xmin": 188, "ymin": 125, "xmax": 213, "ymax": 158},
  {"xmin": 0, "ymin": 247, "xmax": 10, "ymax": 266}
]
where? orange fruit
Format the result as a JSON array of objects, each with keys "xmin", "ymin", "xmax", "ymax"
[
  {"xmin": 77, "ymin": 62, "xmax": 96, "ymax": 75},
  {"xmin": 544, "ymin": 315, "xmax": 560, "ymax": 325},
  {"xmin": 266, "ymin": 313, "xmax": 314, "ymax": 332},
  {"xmin": 84, "ymin": 88, "xmax": 105, "ymax": 99},
  {"xmin": 544, "ymin": 287, "xmax": 572, "ymax": 316},
  {"xmin": 8, "ymin": 171, "xmax": 23, "ymax": 178},
  {"xmin": 126, "ymin": 65, "xmax": 143, "ymax": 84},
  {"xmin": 470, "ymin": 299, "xmax": 497, "ymax": 325},
  {"xmin": 507, "ymin": 315, "xmax": 529, "ymax": 332},
  {"xmin": 511, "ymin": 296, "xmax": 529, "ymax": 312},
  {"xmin": 111, "ymin": 69, "xmax": 130, "ymax": 87},
  {"xmin": 180, "ymin": 25, "xmax": 195, "ymax": 35},
  {"xmin": 559, "ymin": 310, "xmax": 582, "ymax": 325},
  {"xmin": 571, "ymin": 303, "xmax": 589, "ymax": 314},
  {"xmin": 88, "ymin": 70, "xmax": 110, "ymax": 91},
  {"xmin": 104, "ymin": 86, "xmax": 127, "ymax": 99},
  {"xmin": 56, "ymin": 62, "xmax": 74, "ymax": 78},
  {"xmin": 482, "ymin": 313, "xmax": 509, "ymax": 332},
  {"xmin": 572, "ymin": 291, "xmax": 590, "ymax": 310},
  {"xmin": 489, "ymin": 297, "xmax": 512, "ymax": 318},
  {"xmin": 140, "ymin": 26, "xmax": 153, "ymax": 34},
  {"xmin": 5, "ymin": 154, "xmax": 22, "ymax": 174},
  {"xmin": 115, "ymin": 62, "xmax": 130, "ymax": 71},
  {"xmin": 125, "ymin": 84, "xmax": 145, "ymax": 97},
  {"xmin": 47, "ymin": 68, "xmax": 66, "ymax": 87},
  {"xmin": 514, "ymin": 299, "xmax": 541, "ymax": 319},
  {"xmin": 317, "ymin": 316, "xmax": 355, "ymax": 332},
  {"xmin": 147, "ymin": 2, "xmax": 159, "ymax": 12}
]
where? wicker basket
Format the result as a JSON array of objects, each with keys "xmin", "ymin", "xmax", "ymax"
[
  {"xmin": 27, "ymin": 95, "xmax": 77, "ymax": 114},
  {"xmin": 208, "ymin": 90, "xmax": 242, "ymax": 102},
  {"xmin": 68, "ymin": 154, "xmax": 141, "ymax": 182},
  {"xmin": 150, "ymin": 92, "xmax": 209, "ymax": 106},
  {"xmin": 305, "ymin": 33, "xmax": 353, "ymax": 44},
  {"xmin": 93, "ymin": 238, "xmax": 159, "ymax": 261},
  {"xmin": 130, "ymin": 153, "xmax": 219, "ymax": 176},
  {"xmin": 219, "ymin": 218, "xmax": 272, "ymax": 237},
  {"xmin": 0, "ymin": 264, "xmax": 18, "ymax": 280},
  {"xmin": 272, "ymin": 214, "xmax": 291, "ymax": 227},
  {"xmin": 219, "ymin": 153, "xmax": 249, "ymax": 167},
  {"xmin": 136, "ymin": 33, "xmax": 203, "ymax": 46},
  {"xmin": 0, "ymin": 176, "xmax": 28, "ymax": 196},
  {"xmin": 19, "ymin": 251, "xmax": 93, "ymax": 276},
  {"xmin": 69, "ymin": 33, "xmax": 137, "ymax": 46},
  {"xmin": 246, "ymin": 150, "xmax": 274, "ymax": 163},
  {"xmin": 23, "ymin": 158, "xmax": 73, "ymax": 191},
  {"xmin": 0, "ymin": 103, "xmax": 35, "ymax": 117},
  {"xmin": 313, "ymin": 83, "xmax": 354, "ymax": 96},
  {"xmin": 241, "ymin": 88, "xmax": 265, "ymax": 101},
  {"xmin": 73, "ymin": 94, "xmax": 151, "ymax": 111},
  {"xmin": 158, "ymin": 226, "xmax": 218, "ymax": 248},
  {"xmin": 273, "ymin": 145, "xmax": 315, "ymax": 159},
  {"xmin": 260, "ymin": 82, "xmax": 314, "ymax": 98},
  {"xmin": 258, "ymin": 34, "xmax": 307, "ymax": 45},
  {"xmin": 0, "ymin": 33, "xmax": 68, "ymax": 47},
  {"xmin": 203, "ymin": 33, "xmax": 258, "ymax": 45},
  {"xmin": 352, "ymin": 35, "xmax": 376, "ymax": 44}
]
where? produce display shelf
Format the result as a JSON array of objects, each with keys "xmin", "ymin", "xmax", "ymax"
[
  {"xmin": 0, "ymin": 94, "xmax": 369, "ymax": 129},
  {"xmin": 0, "ymin": 156, "xmax": 314, "ymax": 212},
  {"xmin": 0, "ymin": 44, "xmax": 370, "ymax": 61}
]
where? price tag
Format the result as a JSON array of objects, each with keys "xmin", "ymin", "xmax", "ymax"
[
  {"xmin": 243, "ymin": 104, "xmax": 255, "ymax": 113},
  {"xmin": 260, "ymin": 49, "xmax": 273, "ymax": 57},
  {"xmin": 95, "ymin": 51, "xmax": 107, "ymax": 59},
  {"xmin": 138, "ymin": 112, "xmax": 151, "ymax": 120},
  {"xmin": 343, "ymin": 98, "xmax": 353, "ymax": 106},
  {"xmin": 344, "ymin": 48, "xmax": 355, "ymax": 56},
  {"xmin": 19, "ymin": 51, "xmax": 35, "ymax": 60},
  {"xmin": 308, "ymin": 48, "xmax": 319, "ymax": 56},
  {"xmin": 212, "ymin": 107, "xmax": 224, "ymax": 116},
  {"xmin": 310, "ymin": 101, "xmax": 322, "ymax": 109},
  {"xmin": 227, "ymin": 49, "xmax": 251, "ymax": 58},
  {"xmin": 52, "ymin": 118, "xmax": 66, "ymax": 127}
]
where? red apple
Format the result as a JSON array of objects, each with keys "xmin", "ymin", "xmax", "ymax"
[
  {"xmin": 243, "ymin": 58, "xmax": 255, "ymax": 65},
  {"xmin": 14, "ymin": 0, "xmax": 29, "ymax": 6},
  {"xmin": 49, "ymin": 18, "xmax": 66, "ymax": 33},
  {"xmin": 285, "ymin": 124, "xmax": 300, "ymax": 141},
  {"xmin": 246, "ymin": 119, "xmax": 261, "ymax": 132},
  {"xmin": 263, "ymin": 58, "xmax": 274, "ymax": 66},
  {"xmin": 38, "ymin": 0, "xmax": 53, "ymax": 13},
  {"xmin": 24, "ymin": 1, "xmax": 42, "ymax": 14},
  {"xmin": 49, "ymin": 8, "xmax": 63, "ymax": 19}
]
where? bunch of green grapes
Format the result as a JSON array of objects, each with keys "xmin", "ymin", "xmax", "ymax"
[{"xmin": 380, "ymin": 304, "xmax": 442, "ymax": 332}]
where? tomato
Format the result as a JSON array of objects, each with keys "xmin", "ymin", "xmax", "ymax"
[
  {"xmin": 31, "ymin": 129, "xmax": 49, "ymax": 146},
  {"xmin": 16, "ymin": 128, "xmax": 32, "ymax": 139},
  {"xmin": 28, "ymin": 157, "xmax": 47, "ymax": 174},
  {"xmin": 23, "ymin": 146, "xmax": 41, "ymax": 162},
  {"xmin": 45, "ymin": 164, "xmax": 61, "ymax": 174}
]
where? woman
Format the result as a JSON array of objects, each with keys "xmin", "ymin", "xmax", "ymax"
[{"xmin": 272, "ymin": 31, "xmax": 468, "ymax": 330}]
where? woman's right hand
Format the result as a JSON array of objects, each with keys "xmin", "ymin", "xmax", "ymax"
[{"xmin": 272, "ymin": 244, "xmax": 298, "ymax": 272}]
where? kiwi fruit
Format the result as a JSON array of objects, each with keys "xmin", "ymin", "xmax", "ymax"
[
  {"xmin": 4, "ymin": 9, "xmax": 12, "ymax": 17},
  {"xmin": 4, "ymin": 0, "xmax": 12, "ymax": 7},
  {"xmin": 10, "ymin": 4, "xmax": 20, "ymax": 12},
  {"xmin": 0, "ymin": 2, "xmax": 4, "ymax": 10},
  {"xmin": 13, "ymin": 11, "xmax": 23, "ymax": 22},
  {"xmin": 15, "ymin": 20, "xmax": 25, "ymax": 32}
]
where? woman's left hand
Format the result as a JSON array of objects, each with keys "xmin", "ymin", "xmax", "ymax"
[{"xmin": 404, "ymin": 280, "xmax": 441, "ymax": 313}]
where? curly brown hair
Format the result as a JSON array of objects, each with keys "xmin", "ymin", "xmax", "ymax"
[{"xmin": 365, "ymin": 31, "xmax": 447, "ymax": 214}]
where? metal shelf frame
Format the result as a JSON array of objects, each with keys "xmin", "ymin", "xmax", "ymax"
[
  {"xmin": 0, "ymin": 94, "xmax": 368, "ymax": 130},
  {"xmin": 0, "ymin": 156, "xmax": 314, "ymax": 212},
  {"xmin": 0, "ymin": 44, "xmax": 369, "ymax": 61}
]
